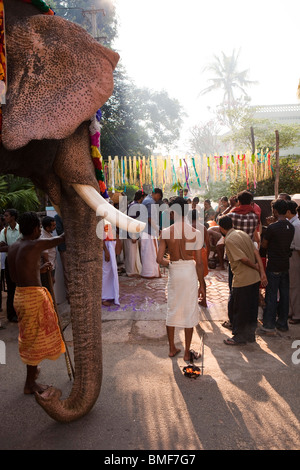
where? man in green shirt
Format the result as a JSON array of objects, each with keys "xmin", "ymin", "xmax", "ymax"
[{"xmin": 219, "ymin": 216, "xmax": 267, "ymax": 345}]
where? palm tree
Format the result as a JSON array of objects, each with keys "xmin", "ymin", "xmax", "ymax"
[
  {"xmin": 200, "ymin": 49, "xmax": 257, "ymax": 111},
  {"xmin": 0, "ymin": 175, "xmax": 41, "ymax": 213}
]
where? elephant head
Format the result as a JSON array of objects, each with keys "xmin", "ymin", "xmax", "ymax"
[{"xmin": 1, "ymin": 0, "xmax": 145, "ymax": 422}]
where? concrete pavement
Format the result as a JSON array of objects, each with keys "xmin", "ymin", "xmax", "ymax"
[{"xmin": 0, "ymin": 269, "xmax": 300, "ymax": 450}]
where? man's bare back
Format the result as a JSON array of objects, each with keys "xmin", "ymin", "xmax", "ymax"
[
  {"xmin": 156, "ymin": 206, "xmax": 206, "ymax": 361},
  {"xmin": 162, "ymin": 220, "xmax": 203, "ymax": 261}
]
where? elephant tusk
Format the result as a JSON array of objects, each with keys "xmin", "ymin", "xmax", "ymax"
[{"xmin": 72, "ymin": 184, "xmax": 146, "ymax": 234}]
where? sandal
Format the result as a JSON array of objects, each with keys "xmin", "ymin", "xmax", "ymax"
[
  {"xmin": 223, "ymin": 338, "xmax": 246, "ymax": 346},
  {"xmin": 189, "ymin": 349, "xmax": 201, "ymax": 361},
  {"xmin": 222, "ymin": 320, "xmax": 232, "ymax": 330}
]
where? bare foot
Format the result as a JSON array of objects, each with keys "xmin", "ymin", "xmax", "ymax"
[
  {"xmin": 169, "ymin": 348, "xmax": 181, "ymax": 358},
  {"xmin": 24, "ymin": 382, "xmax": 49, "ymax": 395},
  {"xmin": 35, "ymin": 366, "xmax": 41, "ymax": 380},
  {"xmin": 37, "ymin": 386, "xmax": 56, "ymax": 399},
  {"xmin": 102, "ymin": 300, "xmax": 113, "ymax": 306}
]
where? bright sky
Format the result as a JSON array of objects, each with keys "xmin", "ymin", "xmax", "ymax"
[{"xmin": 113, "ymin": 0, "xmax": 300, "ymax": 150}]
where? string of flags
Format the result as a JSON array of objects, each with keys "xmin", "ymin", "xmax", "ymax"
[{"xmin": 104, "ymin": 151, "xmax": 275, "ymax": 193}]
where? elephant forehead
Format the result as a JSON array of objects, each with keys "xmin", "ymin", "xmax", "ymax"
[{"xmin": 2, "ymin": 15, "xmax": 119, "ymax": 151}]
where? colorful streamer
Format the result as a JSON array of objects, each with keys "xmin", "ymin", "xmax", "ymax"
[
  {"xmin": 192, "ymin": 157, "xmax": 201, "ymax": 188},
  {"xmin": 105, "ymin": 152, "xmax": 274, "ymax": 192},
  {"xmin": 183, "ymin": 159, "xmax": 191, "ymax": 191},
  {"xmin": 139, "ymin": 158, "xmax": 143, "ymax": 193},
  {"xmin": 150, "ymin": 159, "xmax": 154, "ymax": 191},
  {"xmin": 172, "ymin": 160, "xmax": 177, "ymax": 185}
]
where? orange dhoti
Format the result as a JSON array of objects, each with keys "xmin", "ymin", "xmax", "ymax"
[{"xmin": 14, "ymin": 286, "xmax": 65, "ymax": 366}]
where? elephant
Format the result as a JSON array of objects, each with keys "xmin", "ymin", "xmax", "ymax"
[{"xmin": 1, "ymin": 0, "xmax": 145, "ymax": 422}]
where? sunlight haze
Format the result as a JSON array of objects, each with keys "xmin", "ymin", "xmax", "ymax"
[{"xmin": 113, "ymin": 0, "xmax": 300, "ymax": 152}]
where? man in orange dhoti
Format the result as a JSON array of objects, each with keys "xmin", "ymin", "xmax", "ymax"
[{"xmin": 7, "ymin": 212, "xmax": 65, "ymax": 395}]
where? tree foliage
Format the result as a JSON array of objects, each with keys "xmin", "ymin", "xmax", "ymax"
[
  {"xmin": 0, "ymin": 176, "xmax": 41, "ymax": 213},
  {"xmin": 50, "ymin": 0, "xmax": 117, "ymax": 45},
  {"xmin": 188, "ymin": 120, "xmax": 222, "ymax": 155},
  {"xmin": 51, "ymin": 0, "xmax": 184, "ymax": 158},
  {"xmin": 101, "ymin": 67, "xmax": 184, "ymax": 158},
  {"xmin": 221, "ymin": 105, "xmax": 300, "ymax": 152}
]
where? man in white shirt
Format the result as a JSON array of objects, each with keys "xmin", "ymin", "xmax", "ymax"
[
  {"xmin": 286, "ymin": 201, "xmax": 300, "ymax": 324},
  {"xmin": 0, "ymin": 209, "xmax": 20, "ymax": 322}
]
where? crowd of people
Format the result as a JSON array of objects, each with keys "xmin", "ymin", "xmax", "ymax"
[
  {"xmin": 105, "ymin": 187, "xmax": 300, "ymax": 352},
  {"xmin": 0, "ymin": 186, "xmax": 299, "ymax": 392}
]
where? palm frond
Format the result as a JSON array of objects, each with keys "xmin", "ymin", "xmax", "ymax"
[
  {"xmin": 3, "ymin": 188, "xmax": 40, "ymax": 213},
  {"xmin": 200, "ymin": 49, "xmax": 257, "ymax": 106}
]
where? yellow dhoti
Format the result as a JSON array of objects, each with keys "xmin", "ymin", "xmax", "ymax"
[{"xmin": 14, "ymin": 286, "xmax": 65, "ymax": 366}]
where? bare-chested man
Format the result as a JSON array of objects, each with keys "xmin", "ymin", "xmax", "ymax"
[
  {"xmin": 157, "ymin": 197, "xmax": 206, "ymax": 361},
  {"xmin": 7, "ymin": 212, "xmax": 65, "ymax": 395}
]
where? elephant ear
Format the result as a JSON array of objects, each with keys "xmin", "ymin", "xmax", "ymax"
[{"xmin": 2, "ymin": 15, "xmax": 119, "ymax": 151}]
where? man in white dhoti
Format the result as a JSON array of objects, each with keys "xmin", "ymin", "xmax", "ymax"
[
  {"xmin": 140, "ymin": 188, "xmax": 162, "ymax": 279},
  {"xmin": 157, "ymin": 197, "xmax": 206, "ymax": 361},
  {"xmin": 124, "ymin": 191, "xmax": 144, "ymax": 277},
  {"xmin": 102, "ymin": 222, "xmax": 120, "ymax": 306}
]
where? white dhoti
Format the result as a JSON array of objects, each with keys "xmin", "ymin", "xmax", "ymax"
[
  {"xmin": 124, "ymin": 239, "xmax": 142, "ymax": 277},
  {"xmin": 102, "ymin": 241, "xmax": 120, "ymax": 305},
  {"xmin": 166, "ymin": 260, "xmax": 199, "ymax": 328},
  {"xmin": 140, "ymin": 232, "xmax": 161, "ymax": 278}
]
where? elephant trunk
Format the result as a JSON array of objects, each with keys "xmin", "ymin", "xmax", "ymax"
[{"xmin": 35, "ymin": 185, "xmax": 103, "ymax": 422}]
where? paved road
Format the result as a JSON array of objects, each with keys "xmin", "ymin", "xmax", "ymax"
[{"xmin": 0, "ymin": 270, "xmax": 300, "ymax": 450}]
